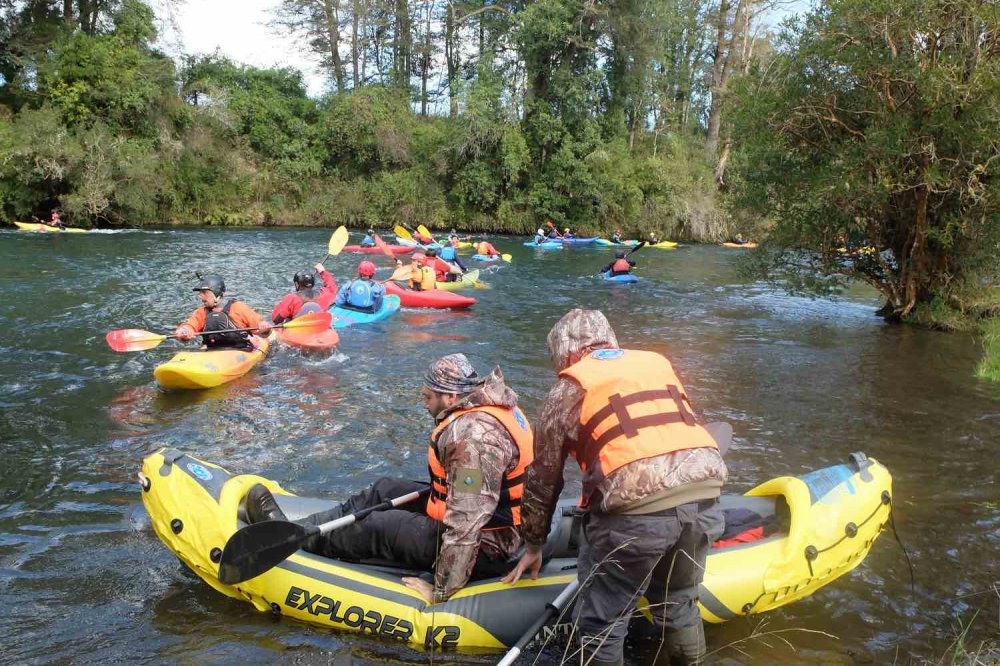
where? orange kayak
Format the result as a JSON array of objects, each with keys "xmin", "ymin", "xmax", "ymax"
[{"xmin": 276, "ymin": 327, "xmax": 340, "ymax": 353}]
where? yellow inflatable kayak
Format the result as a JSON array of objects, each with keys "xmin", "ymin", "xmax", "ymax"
[
  {"xmin": 435, "ymin": 269, "xmax": 485, "ymax": 291},
  {"xmin": 140, "ymin": 449, "xmax": 892, "ymax": 649},
  {"xmin": 13, "ymin": 221, "xmax": 88, "ymax": 233},
  {"xmin": 153, "ymin": 336, "xmax": 271, "ymax": 390},
  {"xmin": 647, "ymin": 240, "xmax": 678, "ymax": 248}
]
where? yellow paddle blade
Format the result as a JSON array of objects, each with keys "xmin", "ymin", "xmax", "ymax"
[
  {"xmin": 280, "ymin": 312, "xmax": 333, "ymax": 333},
  {"xmin": 327, "ymin": 226, "xmax": 349, "ymax": 256},
  {"xmin": 461, "ymin": 269, "xmax": 480, "ymax": 283},
  {"xmin": 394, "ymin": 225, "xmax": 413, "ymax": 241},
  {"xmin": 106, "ymin": 329, "xmax": 168, "ymax": 352},
  {"xmin": 417, "ymin": 224, "xmax": 433, "ymax": 239},
  {"xmin": 387, "ymin": 265, "xmax": 412, "ymax": 282},
  {"xmin": 501, "ymin": 254, "xmax": 512, "ymax": 263}
]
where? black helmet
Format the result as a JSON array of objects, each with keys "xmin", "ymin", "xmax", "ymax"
[
  {"xmin": 615, "ymin": 250, "xmax": 626, "ymax": 258},
  {"xmin": 193, "ymin": 274, "xmax": 225, "ymax": 297},
  {"xmin": 293, "ymin": 270, "xmax": 315, "ymax": 290},
  {"xmin": 425, "ymin": 248, "xmax": 438, "ymax": 257}
]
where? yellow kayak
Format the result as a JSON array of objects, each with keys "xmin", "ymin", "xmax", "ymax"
[
  {"xmin": 14, "ymin": 221, "xmax": 88, "ymax": 233},
  {"xmin": 647, "ymin": 241, "xmax": 678, "ymax": 248},
  {"xmin": 153, "ymin": 335, "xmax": 271, "ymax": 390},
  {"xmin": 435, "ymin": 269, "xmax": 484, "ymax": 291}
]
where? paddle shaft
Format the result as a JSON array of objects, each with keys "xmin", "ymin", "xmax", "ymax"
[
  {"xmin": 316, "ymin": 487, "xmax": 430, "ymax": 535},
  {"xmin": 598, "ymin": 241, "xmax": 646, "ymax": 275},
  {"xmin": 180, "ymin": 319, "xmax": 313, "ymax": 340},
  {"xmin": 497, "ymin": 578, "xmax": 581, "ymax": 666}
]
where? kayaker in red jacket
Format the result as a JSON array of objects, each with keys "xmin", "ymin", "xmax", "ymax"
[
  {"xmin": 271, "ymin": 263, "xmax": 338, "ymax": 324},
  {"xmin": 476, "ymin": 241, "xmax": 500, "ymax": 257},
  {"xmin": 424, "ymin": 248, "xmax": 462, "ymax": 282}
]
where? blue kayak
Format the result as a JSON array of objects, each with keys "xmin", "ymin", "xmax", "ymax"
[
  {"xmin": 602, "ymin": 271, "xmax": 639, "ymax": 284},
  {"xmin": 330, "ymin": 294, "xmax": 401, "ymax": 328},
  {"xmin": 562, "ymin": 237, "xmax": 599, "ymax": 245},
  {"xmin": 472, "ymin": 254, "xmax": 500, "ymax": 262},
  {"xmin": 524, "ymin": 240, "xmax": 563, "ymax": 249}
]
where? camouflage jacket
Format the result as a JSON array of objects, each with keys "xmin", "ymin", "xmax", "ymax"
[
  {"xmin": 520, "ymin": 309, "xmax": 729, "ymax": 546},
  {"xmin": 431, "ymin": 367, "xmax": 524, "ymax": 602}
]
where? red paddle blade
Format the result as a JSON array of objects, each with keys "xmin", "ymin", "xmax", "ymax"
[
  {"xmin": 106, "ymin": 329, "xmax": 168, "ymax": 352},
  {"xmin": 279, "ymin": 311, "xmax": 332, "ymax": 333},
  {"xmin": 373, "ymin": 234, "xmax": 396, "ymax": 260}
]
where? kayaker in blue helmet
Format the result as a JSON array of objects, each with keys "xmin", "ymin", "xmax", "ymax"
[
  {"xmin": 602, "ymin": 250, "xmax": 635, "ymax": 277},
  {"xmin": 241, "ymin": 353, "xmax": 533, "ymax": 604},
  {"xmin": 361, "ymin": 228, "xmax": 377, "ymax": 247},
  {"xmin": 334, "ymin": 261, "xmax": 384, "ymax": 313}
]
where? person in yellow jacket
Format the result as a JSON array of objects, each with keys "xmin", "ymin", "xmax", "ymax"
[
  {"xmin": 504, "ymin": 309, "xmax": 728, "ymax": 666},
  {"xmin": 243, "ymin": 354, "xmax": 533, "ymax": 604},
  {"xmin": 407, "ymin": 252, "xmax": 437, "ymax": 291}
]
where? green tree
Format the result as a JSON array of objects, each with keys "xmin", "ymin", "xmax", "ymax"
[{"xmin": 729, "ymin": 0, "xmax": 1000, "ymax": 321}]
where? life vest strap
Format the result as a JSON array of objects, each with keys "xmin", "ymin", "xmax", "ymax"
[{"xmin": 582, "ymin": 385, "xmax": 698, "ymax": 436}]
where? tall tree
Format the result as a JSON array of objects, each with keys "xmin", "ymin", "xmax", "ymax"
[{"xmin": 272, "ymin": 0, "xmax": 347, "ymax": 92}]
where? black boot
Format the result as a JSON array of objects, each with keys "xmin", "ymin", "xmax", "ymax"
[
  {"xmin": 661, "ymin": 622, "xmax": 706, "ymax": 665},
  {"xmin": 245, "ymin": 484, "xmax": 288, "ymax": 523}
]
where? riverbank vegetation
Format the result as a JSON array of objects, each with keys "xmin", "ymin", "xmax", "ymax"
[{"xmin": 1, "ymin": 0, "xmax": 997, "ymax": 371}]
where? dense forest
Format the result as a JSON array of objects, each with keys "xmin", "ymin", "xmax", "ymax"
[{"xmin": 1, "ymin": 0, "xmax": 998, "ymax": 356}]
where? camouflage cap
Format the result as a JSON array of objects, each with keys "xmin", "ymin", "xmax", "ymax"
[
  {"xmin": 423, "ymin": 353, "xmax": 484, "ymax": 395},
  {"xmin": 546, "ymin": 309, "xmax": 619, "ymax": 371}
]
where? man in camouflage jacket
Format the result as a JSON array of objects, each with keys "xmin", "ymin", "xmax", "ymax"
[
  {"xmin": 244, "ymin": 353, "xmax": 525, "ymax": 604},
  {"xmin": 504, "ymin": 309, "xmax": 728, "ymax": 665}
]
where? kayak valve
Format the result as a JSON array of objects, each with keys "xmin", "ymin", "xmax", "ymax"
[{"xmin": 137, "ymin": 472, "xmax": 151, "ymax": 492}]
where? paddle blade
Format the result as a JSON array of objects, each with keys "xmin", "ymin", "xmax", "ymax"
[
  {"xmin": 394, "ymin": 225, "xmax": 412, "ymax": 241},
  {"xmin": 279, "ymin": 311, "xmax": 332, "ymax": 333},
  {"xmin": 417, "ymin": 224, "xmax": 433, "ymax": 240},
  {"xmin": 373, "ymin": 234, "xmax": 396, "ymax": 260},
  {"xmin": 105, "ymin": 329, "xmax": 167, "ymax": 352},
  {"xmin": 387, "ymin": 265, "xmax": 412, "ymax": 282},
  {"xmin": 501, "ymin": 254, "xmax": 512, "ymax": 263},
  {"xmin": 218, "ymin": 520, "xmax": 317, "ymax": 585},
  {"xmin": 327, "ymin": 226, "xmax": 349, "ymax": 256},
  {"xmin": 462, "ymin": 269, "xmax": 480, "ymax": 283}
]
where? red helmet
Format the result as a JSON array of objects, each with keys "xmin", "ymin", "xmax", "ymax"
[
  {"xmin": 358, "ymin": 261, "xmax": 377, "ymax": 277},
  {"xmin": 412, "ymin": 252, "xmax": 426, "ymax": 264}
]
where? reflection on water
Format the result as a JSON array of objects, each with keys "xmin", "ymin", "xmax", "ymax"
[{"xmin": 0, "ymin": 228, "xmax": 996, "ymax": 663}]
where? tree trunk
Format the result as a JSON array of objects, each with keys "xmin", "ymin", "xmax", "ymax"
[
  {"xmin": 63, "ymin": 0, "xmax": 74, "ymax": 26},
  {"xmin": 351, "ymin": 0, "xmax": 361, "ymax": 88},
  {"xmin": 322, "ymin": 0, "xmax": 345, "ymax": 92},
  {"xmin": 394, "ymin": 0, "xmax": 411, "ymax": 91},
  {"xmin": 445, "ymin": 4, "xmax": 458, "ymax": 117},
  {"xmin": 420, "ymin": 0, "xmax": 430, "ymax": 115},
  {"xmin": 705, "ymin": 0, "xmax": 731, "ymax": 159},
  {"xmin": 715, "ymin": 140, "xmax": 731, "ymax": 187}
]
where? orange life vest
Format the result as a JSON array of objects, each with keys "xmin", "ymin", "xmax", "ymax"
[
  {"xmin": 612, "ymin": 258, "xmax": 631, "ymax": 273},
  {"xmin": 426, "ymin": 405, "xmax": 534, "ymax": 529},
  {"xmin": 559, "ymin": 349, "xmax": 718, "ymax": 506}
]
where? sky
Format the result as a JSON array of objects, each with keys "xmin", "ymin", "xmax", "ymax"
[{"xmin": 154, "ymin": 0, "xmax": 328, "ymax": 97}]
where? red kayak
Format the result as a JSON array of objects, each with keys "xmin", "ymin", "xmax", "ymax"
[
  {"xmin": 343, "ymin": 245, "xmax": 415, "ymax": 255},
  {"xmin": 385, "ymin": 281, "xmax": 476, "ymax": 309},
  {"xmin": 276, "ymin": 327, "xmax": 340, "ymax": 352}
]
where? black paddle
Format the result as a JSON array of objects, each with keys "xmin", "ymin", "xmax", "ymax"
[
  {"xmin": 597, "ymin": 240, "xmax": 646, "ymax": 277},
  {"xmin": 217, "ymin": 486, "xmax": 431, "ymax": 585},
  {"xmin": 497, "ymin": 578, "xmax": 582, "ymax": 666}
]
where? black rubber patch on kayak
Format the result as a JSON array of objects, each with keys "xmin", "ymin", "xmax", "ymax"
[{"xmin": 699, "ymin": 587, "xmax": 737, "ymax": 620}]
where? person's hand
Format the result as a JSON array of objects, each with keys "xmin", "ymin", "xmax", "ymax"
[
  {"xmin": 501, "ymin": 545, "xmax": 543, "ymax": 585},
  {"xmin": 314, "ymin": 262, "xmax": 325, "ymax": 273},
  {"xmin": 174, "ymin": 325, "xmax": 196, "ymax": 341},
  {"xmin": 257, "ymin": 321, "xmax": 273, "ymax": 335},
  {"xmin": 401, "ymin": 577, "xmax": 434, "ymax": 603}
]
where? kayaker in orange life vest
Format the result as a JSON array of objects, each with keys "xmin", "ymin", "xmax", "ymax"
[
  {"xmin": 475, "ymin": 240, "xmax": 500, "ymax": 257},
  {"xmin": 270, "ymin": 263, "xmax": 338, "ymax": 324},
  {"xmin": 174, "ymin": 275, "xmax": 272, "ymax": 349},
  {"xmin": 241, "ymin": 353, "xmax": 533, "ymax": 604},
  {"xmin": 601, "ymin": 250, "xmax": 635, "ymax": 276},
  {"xmin": 503, "ymin": 309, "xmax": 728, "ymax": 666}
]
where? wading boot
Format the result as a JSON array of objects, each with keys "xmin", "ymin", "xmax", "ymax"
[
  {"xmin": 659, "ymin": 622, "xmax": 706, "ymax": 665},
  {"xmin": 244, "ymin": 484, "xmax": 288, "ymax": 523}
]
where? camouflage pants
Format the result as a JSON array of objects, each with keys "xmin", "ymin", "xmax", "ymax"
[{"xmin": 573, "ymin": 500, "xmax": 725, "ymax": 662}]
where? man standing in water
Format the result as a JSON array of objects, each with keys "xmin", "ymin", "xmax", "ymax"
[
  {"xmin": 503, "ymin": 309, "xmax": 727, "ymax": 665},
  {"xmin": 244, "ymin": 354, "xmax": 534, "ymax": 603}
]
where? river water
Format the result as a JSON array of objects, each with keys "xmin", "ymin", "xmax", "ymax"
[{"xmin": 0, "ymin": 227, "xmax": 996, "ymax": 664}]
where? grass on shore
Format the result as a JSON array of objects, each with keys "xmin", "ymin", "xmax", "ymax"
[{"xmin": 975, "ymin": 317, "xmax": 1000, "ymax": 382}]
